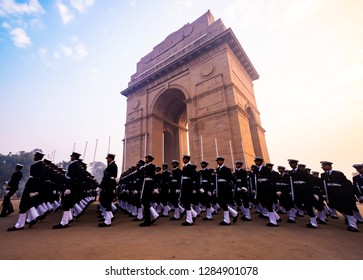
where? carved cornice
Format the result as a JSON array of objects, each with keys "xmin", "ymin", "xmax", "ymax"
[{"xmin": 121, "ymin": 29, "xmax": 259, "ymax": 97}]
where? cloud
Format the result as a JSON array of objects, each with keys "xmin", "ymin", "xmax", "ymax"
[
  {"xmin": 53, "ymin": 51, "xmax": 61, "ymax": 60},
  {"xmin": 74, "ymin": 43, "xmax": 88, "ymax": 59},
  {"xmin": 29, "ymin": 17, "xmax": 44, "ymax": 30},
  {"xmin": 57, "ymin": 0, "xmax": 74, "ymax": 24},
  {"xmin": 9, "ymin": 27, "xmax": 31, "ymax": 48},
  {"xmin": 2, "ymin": 21, "xmax": 10, "ymax": 29},
  {"xmin": 69, "ymin": 0, "xmax": 94, "ymax": 13},
  {"xmin": 38, "ymin": 47, "xmax": 47, "ymax": 58},
  {"xmin": 57, "ymin": 41, "xmax": 88, "ymax": 60},
  {"xmin": 0, "ymin": 0, "xmax": 44, "ymax": 16},
  {"xmin": 59, "ymin": 43, "xmax": 73, "ymax": 56}
]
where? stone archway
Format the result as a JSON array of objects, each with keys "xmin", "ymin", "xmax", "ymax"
[
  {"xmin": 152, "ymin": 88, "xmax": 188, "ymax": 164},
  {"xmin": 121, "ymin": 11, "xmax": 270, "ymax": 169}
]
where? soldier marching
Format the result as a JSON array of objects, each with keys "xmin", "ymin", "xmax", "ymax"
[{"xmin": 3, "ymin": 151, "xmax": 362, "ymax": 233}]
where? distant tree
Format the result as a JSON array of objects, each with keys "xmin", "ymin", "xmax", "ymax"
[
  {"xmin": 0, "ymin": 148, "xmax": 43, "ymax": 197},
  {"xmin": 89, "ymin": 161, "xmax": 106, "ymax": 183}
]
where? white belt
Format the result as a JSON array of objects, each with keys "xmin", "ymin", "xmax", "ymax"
[
  {"xmin": 172, "ymin": 179, "xmax": 178, "ymax": 182},
  {"xmin": 110, "ymin": 177, "xmax": 115, "ymax": 180},
  {"xmin": 293, "ymin": 181, "xmax": 306, "ymax": 184},
  {"xmin": 201, "ymin": 180, "xmax": 208, "ymax": 183},
  {"xmin": 276, "ymin": 183, "xmax": 289, "ymax": 186},
  {"xmin": 327, "ymin": 183, "xmax": 342, "ymax": 187},
  {"xmin": 182, "ymin": 176, "xmax": 191, "ymax": 180},
  {"xmin": 144, "ymin": 178, "xmax": 153, "ymax": 181},
  {"xmin": 258, "ymin": 178, "xmax": 268, "ymax": 182},
  {"xmin": 236, "ymin": 179, "xmax": 242, "ymax": 182},
  {"xmin": 218, "ymin": 179, "xmax": 227, "ymax": 182}
]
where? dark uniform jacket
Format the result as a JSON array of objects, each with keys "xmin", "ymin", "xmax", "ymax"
[
  {"xmin": 233, "ymin": 168, "xmax": 248, "ymax": 189},
  {"xmin": 352, "ymin": 174, "xmax": 363, "ymax": 198},
  {"xmin": 7, "ymin": 170, "xmax": 23, "ymax": 193},
  {"xmin": 100, "ymin": 161, "xmax": 118, "ymax": 192}
]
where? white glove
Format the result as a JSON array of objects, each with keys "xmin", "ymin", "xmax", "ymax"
[
  {"xmin": 53, "ymin": 190, "xmax": 57, "ymax": 194},
  {"xmin": 313, "ymin": 194, "xmax": 319, "ymax": 201},
  {"xmin": 192, "ymin": 190, "xmax": 197, "ymax": 194},
  {"xmin": 237, "ymin": 188, "xmax": 241, "ymax": 192},
  {"xmin": 241, "ymin": 187, "xmax": 248, "ymax": 192},
  {"xmin": 176, "ymin": 189, "xmax": 181, "ymax": 194},
  {"xmin": 207, "ymin": 191, "xmax": 212, "ymax": 196},
  {"xmin": 152, "ymin": 189, "xmax": 159, "ymax": 194},
  {"xmin": 199, "ymin": 188, "xmax": 205, "ymax": 194},
  {"xmin": 5, "ymin": 190, "xmax": 9, "ymax": 195},
  {"xmin": 276, "ymin": 191, "xmax": 282, "ymax": 197},
  {"xmin": 252, "ymin": 190, "xmax": 256, "ymax": 194},
  {"xmin": 64, "ymin": 189, "xmax": 71, "ymax": 195},
  {"xmin": 125, "ymin": 190, "xmax": 129, "ymax": 194},
  {"xmin": 29, "ymin": 192, "xmax": 38, "ymax": 197},
  {"xmin": 133, "ymin": 190, "xmax": 138, "ymax": 195}
]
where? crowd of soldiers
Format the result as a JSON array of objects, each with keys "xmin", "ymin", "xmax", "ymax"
[
  {"xmin": 117, "ymin": 155, "xmax": 363, "ymax": 232},
  {"xmin": 2, "ymin": 151, "xmax": 98, "ymax": 231},
  {"xmin": 2, "ymin": 151, "xmax": 363, "ymax": 233}
]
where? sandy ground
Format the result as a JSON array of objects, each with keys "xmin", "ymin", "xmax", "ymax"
[{"xmin": 0, "ymin": 200, "xmax": 362, "ymax": 260}]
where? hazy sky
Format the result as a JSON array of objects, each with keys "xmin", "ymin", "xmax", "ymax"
[{"xmin": 1, "ymin": 0, "xmax": 362, "ymax": 177}]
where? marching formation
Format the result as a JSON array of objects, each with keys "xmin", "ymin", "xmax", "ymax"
[
  {"xmin": 2, "ymin": 151, "xmax": 363, "ymax": 233},
  {"xmin": 117, "ymin": 155, "xmax": 363, "ymax": 232}
]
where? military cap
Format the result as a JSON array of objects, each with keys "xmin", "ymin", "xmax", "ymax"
[
  {"xmin": 162, "ymin": 163, "xmax": 168, "ymax": 167},
  {"xmin": 171, "ymin": 160, "xmax": 180, "ymax": 164},
  {"xmin": 320, "ymin": 161, "xmax": 333, "ymax": 166},
  {"xmin": 182, "ymin": 155, "xmax": 191, "ymax": 160},
  {"xmin": 288, "ymin": 159, "xmax": 299, "ymax": 163},
  {"xmin": 265, "ymin": 162, "xmax": 274, "ymax": 167},
  {"xmin": 277, "ymin": 165, "xmax": 286, "ymax": 169},
  {"xmin": 298, "ymin": 163, "xmax": 306, "ymax": 168},
  {"xmin": 137, "ymin": 159, "xmax": 145, "ymax": 166},
  {"xmin": 145, "ymin": 154, "xmax": 155, "ymax": 161},
  {"xmin": 216, "ymin": 156, "xmax": 224, "ymax": 161},
  {"xmin": 70, "ymin": 152, "xmax": 81, "ymax": 159},
  {"xmin": 34, "ymin": 151, "xmax": 45, "ymax": 158},
  {"xmin": 254, "ymin": 157, "xmax": 263, "ymax": 162},
  {"xmin": 311, "ymin": 171, "xmax": 319, "ymax": 175},
  {"xmin": 16, "ymin": 163, "xmax": 24, "ymax": 169},
  {"xmin": 106, "ymin": 153, "xmax": 116, "ymax": 160},
  {"xmin": 200, "ymin": 160, "xmax": 209, "ymax": 165},
  {"xmin": 235, "ymin": 160, "xmax": 243, "ymax": 164},
  {"xmin": 353, "ymin": 164, "xmax": 363, "ymax": 169}
]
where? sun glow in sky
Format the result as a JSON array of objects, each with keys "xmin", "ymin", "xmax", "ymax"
[{"xmin": 1, "ymin": 0, "xmax": 362, "ymax": 177}]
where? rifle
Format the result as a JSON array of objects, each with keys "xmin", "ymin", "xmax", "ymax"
[
  {"xmin": 254, "ymin": 174, "xmax": 258, "ymax": 200},
  {"xmin": 215, "ymin": 169, "xmax": 219, "ymax": 199},
  {"xmin": 289, "ymin": 176, "xmax": 295, "ymax": 202}
]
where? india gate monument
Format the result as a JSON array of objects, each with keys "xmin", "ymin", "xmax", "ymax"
[{"xmin": 121, "ymin": 10, "xmax": 269, "ymax": 169}]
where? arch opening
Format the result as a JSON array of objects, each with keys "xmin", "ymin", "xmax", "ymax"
[{"xmin": 153, "ymin": 88, "xmax": 188, "ymax": 163}]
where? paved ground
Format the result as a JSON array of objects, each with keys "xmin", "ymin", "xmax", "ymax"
[{"xmin": 0, "ymin": 200, "xmax": 362, "ymax": 260}]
